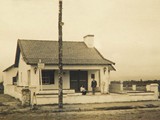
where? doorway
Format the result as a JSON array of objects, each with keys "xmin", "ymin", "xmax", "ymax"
[{"xmin": 70, "ymin": 70, "xmax": 88, "ymax": 92}]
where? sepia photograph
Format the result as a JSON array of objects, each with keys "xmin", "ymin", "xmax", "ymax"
[{"xmin": 0, "ymin": 0, "xmax": 160, "ymax": 119}]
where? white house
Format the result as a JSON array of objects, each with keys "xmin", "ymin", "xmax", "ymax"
[{"xmin": 3, "ymin": 35, "xmax": 116, "ymax": 104}]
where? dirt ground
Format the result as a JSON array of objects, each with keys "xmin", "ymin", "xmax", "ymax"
[
  {"xmin": 0, "ymin": 94, "xmax": 160, "ymax": 120},
  {"xmin": 0, "ymin": 108, "xmax": 160, "ymax": 120}
]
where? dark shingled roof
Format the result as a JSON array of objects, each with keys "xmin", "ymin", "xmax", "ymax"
[{"xmin": 16, "ymin": 39, "xmax": 115, "ymax": 66}]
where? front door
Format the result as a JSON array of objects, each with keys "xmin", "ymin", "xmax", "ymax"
[{"xmin": 70, "ymin": 71, "xmax": 88, "ymax": 92}]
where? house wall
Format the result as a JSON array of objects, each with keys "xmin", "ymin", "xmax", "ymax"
[
  {"xmin": 41, "ymin": 69, "xmax": 100, "ymax": 91},
  {"xmin": 29, "ymin": 67, "xmax": 101, "ymax": 91},
  {"xmin": 3, "ymin": 68, "xmax": 18, "ymax": 94},
  {"xmin": 14, "ymin": 62, "xmax": 110, "ymax": 93},
  {"xmin": 3, "ymin": 68, "xmax": 18, "ymax": 86},
  {"xmin": 4, "ymin": 60, "xmax": 110, "ymax": 94},
  {"xmin": 99, "ymin": 67, "xmax": 110, "ymax": 93},
  {"xmin": 42, "ymin": 70, "xmax": 70, "ymax": 89},
  {"xmin": 29, "ymin": 67, "xmax": 70, "ymax": 90},
  {"xmin": 88, "ymin": 70, "xmax": 100, "ymax": 91},
  {"xmin": 18, "ymin": 53, "xmax": 31, "ymax": 86},
  {"xmin": 4, "ymin": 85, "xmax": 23, "ymax": 101},
  {"xmin": 30, "ymin": 66, "xmax": 40, "ymax": 90},
  {"xmin": 36, "ymin": 65, "xmax": 110, "ymax": 93}
]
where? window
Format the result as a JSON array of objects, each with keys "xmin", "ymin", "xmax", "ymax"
[
  {"xmin": 91, "ymin": 74, "xmax": 95, "ymax": 79},
  {"xmin": 12, "ymin": 77, "xmax": 17, "ymax": 85},
  {"xmin": 12, "ymin": 72, "xmax": 18, "ymax": 85},
  {"xmin": 42, "ymin": 70, "xmax": 54, "ymax": 85}
]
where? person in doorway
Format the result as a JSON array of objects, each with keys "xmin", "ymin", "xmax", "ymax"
[
  {"xmin": 91, "ymin": 78, "xmax": 97, "ymax": 95},
  {"xmin": 80, "ymin": 85, "xmax": 87, "ymax": 95}
]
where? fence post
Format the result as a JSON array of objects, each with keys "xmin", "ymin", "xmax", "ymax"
[
  {"xmin": 146, "ymin": 85, "xmax": 151, "ymax": 91},
  {"xmin": 150, "ymin": 84, "xmax": 159, "ymax": 99},
  {"xmin": 21, "ymin": 88, "xmax": 30, "ymax": 106},
  {"xmin": 29, "ymin": 87, "xmax": 37, "ymax": 107},
  {"xmin": 132, "ymin": 85, "xmax": 136, "ymax": 91}
]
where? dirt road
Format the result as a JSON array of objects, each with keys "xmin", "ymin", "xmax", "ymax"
[
  {"xmin": 0, "ymin": 107, "xmax": 160, "ymax": 120},
  {"xmin": 0, "ymin": 94, "xmax": 160, "ymax": 120}
]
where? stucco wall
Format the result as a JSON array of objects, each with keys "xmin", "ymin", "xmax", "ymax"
[
  {"xmin": 18, "ymin": 53, "xmax": 31, "ymax": 86},
  {"xmin": 41, "ymin": 70, "xmax": 70, "ymax": 89},
  {"xmin": 29, "ymin": 65, "xmax": 109, "ymax": 92},
  {"xmin": 99, "ymin": 67, "xmax": 110, "ymax": 93},
  {"xmin": 36, "ymin": 92, "xmax": 158, "ymax": 105},
  {"xmin": 109, "ymin": 81, "xmax": 123, "ymax": 93},
  {"xmin": 4, "ymin": 85, "xmax": 22, "ymax": 101},
  {"xmin": 30, "ymin": 66, "xmax": 40, "ymax": 90},
  {"xmin": 88, "ymin": 70, "xmax": 100, "ymax": 91},
  {"xmin": 16, "ymin": 58, "xmax": 111, "ymax": 93},
  {"xmin": 3, "ymin": 68, "xmax": 18, "ymax": 86}
]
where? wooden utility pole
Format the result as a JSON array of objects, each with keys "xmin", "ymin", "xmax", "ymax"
[{"xmin": 58, "ymin": 0, "xmax": 63, "ymax": 109}]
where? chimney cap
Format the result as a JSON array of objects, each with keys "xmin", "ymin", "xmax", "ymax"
[{"xmin": 83, "ymin": 35, "xmax": 94, "ymax": 38}]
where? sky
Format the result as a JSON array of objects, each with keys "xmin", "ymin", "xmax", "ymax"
[{"xmin": 0, "ymin": 0, "xmax": 160, "ymax": 81}]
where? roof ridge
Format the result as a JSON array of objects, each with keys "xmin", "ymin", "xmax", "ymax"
[
  {"xmin": 18, "ymin": 39, "xmax": 84, "ymax": 43},
  {"xmin": 18, "ymin": 39, "xmax": 57, "ymax": 42}
]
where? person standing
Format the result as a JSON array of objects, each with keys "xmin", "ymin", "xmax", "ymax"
[{"xmin": 91, "ymin": 78, "xmax": 97, "ymax": 95}]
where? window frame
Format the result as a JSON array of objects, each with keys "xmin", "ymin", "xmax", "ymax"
[{"xmin": 42, "ymin": 70, "xmax": 55, "ymax": 85}]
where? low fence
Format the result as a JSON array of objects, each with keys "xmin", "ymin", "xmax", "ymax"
[
  {"xmin": 36, "ymin": 93, "xmax": 158, "ymax": 105},
  {"xmin": 123, "ymin": 85, "xmax": 146, "ymax": 91},
  {"xmin": 4, "ymin": 83, "xmax": 159, "ymax": 105},
  {"xmin": 4, "ymin": 85, "xmax": 22, "ymax": 100},
  {"xmin": 4, "ymin": 85, "xmax": 31, "ymax": 106},
  {"xmin": 110, "ymin": 81, "xmax": 159, "ymax": 94}
]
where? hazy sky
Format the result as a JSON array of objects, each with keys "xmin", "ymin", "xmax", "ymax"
[{"xmin": 0, "ymin": 0, "xmax": 160, "ymax": 81}]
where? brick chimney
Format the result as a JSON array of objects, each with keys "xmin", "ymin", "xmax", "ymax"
[{"xmin": 83, "ymin": 35, "xmax": 94, "ymax": 48}]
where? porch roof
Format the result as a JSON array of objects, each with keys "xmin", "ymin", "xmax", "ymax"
[{"xmin": 15, "ymin": 40, "xmax": 115, "ymax": 66}]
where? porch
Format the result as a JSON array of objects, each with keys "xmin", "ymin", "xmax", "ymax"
[
  {"xmin": 4, "ymin": 84, "xmax": 159, "ymax": 105},
  {"xmin": 35, "ymin": 91, "xmax": 157, "ymax": 105},
  {"xmin": 38, "ymin": 69, "xmax": 102, "ymax": 93},
  {"xmin": 32, "ymin": 81, "xmax": 159, "ymax": 105}
]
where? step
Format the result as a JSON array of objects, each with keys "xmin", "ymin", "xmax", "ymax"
[
  {"xmin": 128, "ymin": 92, "xmax": 154, "ymax": 96},
  {"xmin": 36, "ymin": 94, "xmax": 67, "ymax": 98},
  {"xmin": 37, "ymin": 89, "xmax": 75, "ymax": 94}
]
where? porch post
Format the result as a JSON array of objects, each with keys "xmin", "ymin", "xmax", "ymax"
[
  {"xmin": 39, "ymin": 68, "xmax": 42, "ymax": 91},
  {"xmin": 107, "ymin": 70, "xmax": 111, "ymax": 93},
  {"xmin": 100, "ymin": 67, "xmax": 109, "ymax": 94},
  {"xmin": 38, "ymin": 59, "xmax": 45, "ymax": 91},
  {"xmin": 100, "ymin": 68, "xmax": 105, "ymax": 94}
]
